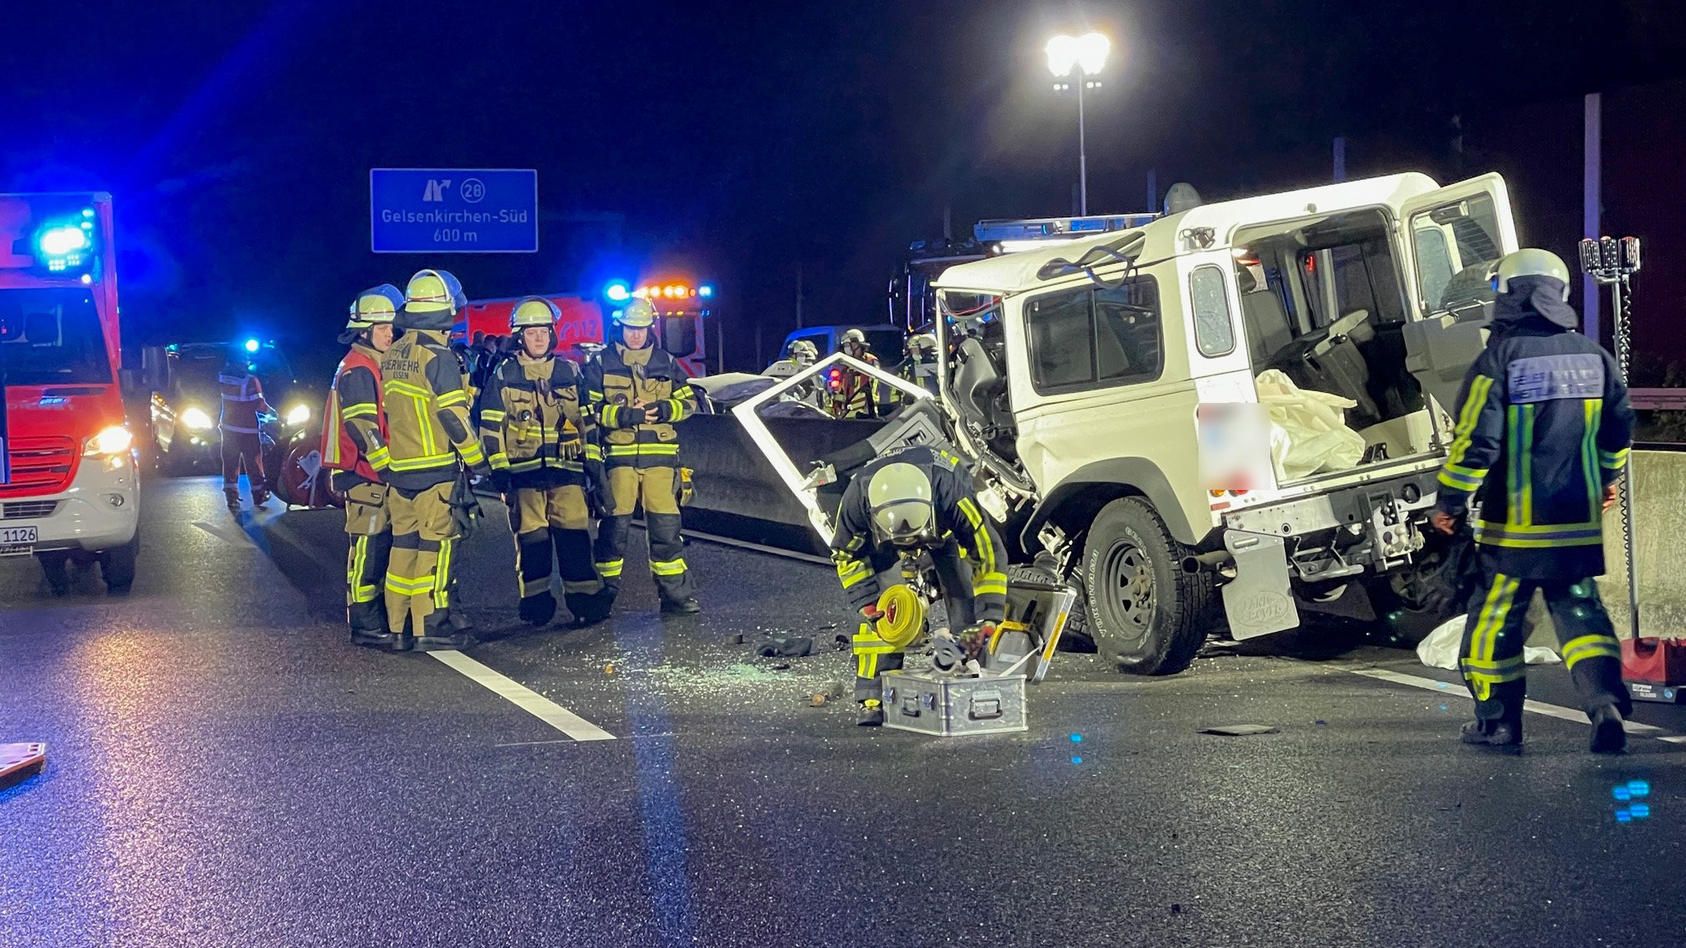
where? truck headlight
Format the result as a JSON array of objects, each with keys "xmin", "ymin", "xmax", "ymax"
[
  {"xmin": 84, "ymin": 426, "xmax": 134, "ymax": 457},
  {"xmin": 284, "ymin": 403, "xmax": 311, "ymax": 427},
  {"xmin": 181, "ymin": 407, "xmax": 215, "ymax": 430}
]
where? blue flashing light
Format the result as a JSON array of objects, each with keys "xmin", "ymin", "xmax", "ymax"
[
  {"xmin": 1616, "ymin": 809, "xmax": 1633, "ymax": 823},
  {"xmin": 1070, "ymin": 733, "xmax": 1083, "ymax": 743},
  {"xmin": 604, "ymin": 280, "xmax": 631, "ymax": 303},
  {"xmin": 1631, "ymin": 804, "xmax": 1651, "ymax": 819},
  {"xmin": 244, "ymin": 338, "xmax": 261, "ymax": 354},
  {"xmin": 1613, "ymin": 787, "xmax": 1632, "ymax": 802},
  {"xmin": 1628, "ymin": 780, "xmax": 1651, "ymax": 798},
  {"xmin": 81, "ymin": 208, "xmax": 95, "ymax": 219},
  {"xmin": 698, "ymin": 284, "xmax": 715, "ymax": 298},
  {"xmin": 38, "ymin": 226, "xmax": 90, "ymax": 257}
]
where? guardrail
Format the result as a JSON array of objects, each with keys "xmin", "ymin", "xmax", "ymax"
[{"xmin": 1630, "ymin": 388, "xmax": 1686, "ymax": 411}]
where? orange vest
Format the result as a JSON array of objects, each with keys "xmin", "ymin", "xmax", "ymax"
[{"xmin": 321, "ymin": 346, "xmax": 386, "ymax": 482}]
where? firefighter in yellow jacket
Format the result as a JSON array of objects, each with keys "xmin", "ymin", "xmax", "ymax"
[
  {"xmin": 583, "ymin": 298, "xmax": 701, "ymax": 615},
  {"xmin": 375, "ymin": 269, "xmax": 491, "ymax": 650},
  {"xmin": 480, "ymin": 297, "xmax": 612, "ymax": 627}
]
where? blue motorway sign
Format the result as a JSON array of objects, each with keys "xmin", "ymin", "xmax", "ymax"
[{"xmin": 370, "ymin": 168, "xmax": 538, "ymax": 254}]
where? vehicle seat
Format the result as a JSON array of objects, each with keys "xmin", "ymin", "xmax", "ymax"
[
  {"xmin": 952, "ymin": 336, "xmax": 1009, "ymax": 436},
  {"xmin": 1242, "ymin": 285, "xmax": 1294, "ymax": 369}
]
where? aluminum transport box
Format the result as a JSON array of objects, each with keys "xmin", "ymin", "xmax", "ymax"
[{"xmin": 881, "ymin": 671, "xmax": 1028, "ymax": 737}]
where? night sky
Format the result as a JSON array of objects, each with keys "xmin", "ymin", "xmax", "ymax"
[{"xmin": 5, "ymin": 0, "xmax": 1684, "ymax": 373}]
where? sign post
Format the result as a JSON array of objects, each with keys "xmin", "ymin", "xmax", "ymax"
[{"xmin": 370, "ymin": 169, "xmax": 539, "ymax": 254}]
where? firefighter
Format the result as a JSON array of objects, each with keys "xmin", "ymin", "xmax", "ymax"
[
  {"xmin": 480, "ymin": 297, "xmax": 611, "ymax": 626},
  {"xmin": 217, "ymin": 347, "xmax": 276, "ymax": 511},
  {"xmin": 375, "ymin": 269, "xmax": 491, "ymax": 650},
  {"xmin": 830, "ymin": 444, "xmax": 1008, "ymax": 725},
  {"xmin": 323, "ymin": 284, "xmax": 402, "ymax": 647},
  {"xmin": 583, "ymin": 297, "xmax": 702, "ymax": 615},
  {"xmin": 899, "ymin": 333, "xmax": 939, "ymax": 397},
  {"xmin": 829, "ymin": 328, "xmax": 890, "ymax": 419},
  {"xmin": 1430, "ymin": 248, "xmax": 1636, "ymax": 753},
  {"xmin": 763, "ymin": 338, "xmax": 818, "ymax": 379}
]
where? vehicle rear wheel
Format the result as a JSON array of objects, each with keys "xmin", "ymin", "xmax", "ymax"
[
  {"xmin": 1082, "ymin": 497, "xmax": 1215, "ymax": 675},
  {"xmin": 100, "ymin": 532, "xmax": 139, "ymax": 595},
  {"xmin": 1364, "ymin": 562, "xmax": 1456, "ymax": 647}
]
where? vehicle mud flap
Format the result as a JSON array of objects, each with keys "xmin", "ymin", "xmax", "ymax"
[{"xmin": 1220, "ymin": 531, "xmax": 1300, "ymax": 641}]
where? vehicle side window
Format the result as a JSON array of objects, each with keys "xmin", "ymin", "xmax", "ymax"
[
  {"xmin": 1094, "ymin": 280, "xmax": 1162, "ymax": 384},
  {"xmin": 1189, "ymin": 266, "xmax": 1235, "ymax": 357},
  {"xmin": 1026, "ymin": 288, "xmax": 1093, "ymax": 390},
  {"xmin": 1026, "ymin": 277, "xmax": 1163, "ymax": 393}
]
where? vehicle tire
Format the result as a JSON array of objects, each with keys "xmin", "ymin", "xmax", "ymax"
[
  {"xmin": 1082, "ymin": 497, "xmax": 1215, "ymax": 676},
  {"xmin": 1006, "ymin": 562, "xmax": 1092, "ymax": 651},
  {"xmin": 1364, "ymin": 568, "xmax": 1455, "ymax": 647},
  {"xmin": 100, "ymin": 532, "xmax": 139, "ymax": 595}
]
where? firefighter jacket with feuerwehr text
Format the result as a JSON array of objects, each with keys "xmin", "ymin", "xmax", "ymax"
[
  {"xmin": 377, "ymin": 329, "xmax": 487, "ymax": 491},
  {"xmin": 322, "ymin": 342, "xmax": 388, "ymax": 488},
  {"xmin": 479, "ymin": 352, "xmax": 598, "ymax": 486},
  {"xmin": 829, "ymin": 445, "xmax": 1009, "ymax": 623},
  {"xmin": 582, "ymin": 343, "xmax": 697, "ymax": 470},
  {"xmin": 1436, "ymin": 306, "xmax": 1635, "ymax": 580}
]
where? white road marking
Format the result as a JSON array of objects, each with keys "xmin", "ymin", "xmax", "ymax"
[
  {"xmin": 1345, "ymin": 667, "xmax": 1685, "ymax": 742},
  {"xmin": 429, "ymin": 650, "xmax": 616, "ymax": 742}
]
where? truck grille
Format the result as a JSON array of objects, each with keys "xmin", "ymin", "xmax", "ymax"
[
  {"xmin": 1, "ymin": 501, "xmax": 59, "ymax": 519},
  {"xmin": 0, "ymin": 437, "xmax": 78, "ymax": 497}
]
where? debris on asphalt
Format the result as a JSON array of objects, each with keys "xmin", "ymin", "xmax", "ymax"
[
  {"xmin": 756, "ymin": 636, "xmax": 814, "ymax": 659},
  {"xmin": 1197, "ymin": 724, "xmax": 1278, "ymax": 736},
  {"xmin": 603, "ymin": 663, "xmax": 616, "ymax": 676},
  {"xmin": 809, "ymin": 681, "xmax": 846, "ymax": 706},
  {"xmin": 723, "ymin": 633, "xmax": 745, "ymax": 645}
]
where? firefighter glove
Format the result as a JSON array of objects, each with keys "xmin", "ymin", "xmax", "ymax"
[
  {"xmin": 618, "ymin": 406, "xmax": 649, "ymax": 428},
  {"xmin": 646, "ymin": 400, "xmax": 675, "ymax": 423}
]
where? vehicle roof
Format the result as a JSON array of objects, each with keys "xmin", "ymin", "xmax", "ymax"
[{"xmin": 933, "ymin": 172, "xmax": 1442, "ymax": 294}]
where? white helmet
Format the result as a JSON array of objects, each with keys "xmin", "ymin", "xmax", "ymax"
[
  {"xmin": 866, "ymin": 462, "xmax": 935, "ymax": 547},
  {"xmin": 788, "ymin": 339, "xmax": 818, "ymax": 363},
  {"xmin": 1494, "ymin": 249, "xmax": 1572, "ymax": 302},
  {"xmin": 841, "ymin": 328, "xmax": 867, "ymax": 349},
  {"xmin": 909, "ymin": 333, "xmax": 937, "ymax": 353}
]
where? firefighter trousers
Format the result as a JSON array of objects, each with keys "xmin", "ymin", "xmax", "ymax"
[
  {"xmin": 592, "ymin": 464, "xmax": 696, "ymax": 606},
  {"xmin": 343, "ymin": 481, "xmax": 392, "ymax": 635},
  {"xmin": 220, "ymin": 430, "xmax": 267, "ymax": 493},
  {"xmin": 385, "ymin": 481, "xmax": 460, "ymax": 637},
  {"xmin": 852, "ymin": 539, "xmax": 975, "ymax": 704},
  {"xmin": 1460, "ymin": 572, "xmax": 1631, "ymax": 728},
  {"xmin": 511, "ymin": 483, "xmax": 605, "ymax": 623}
]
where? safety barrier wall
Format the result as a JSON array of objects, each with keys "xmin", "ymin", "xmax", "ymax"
[
  {"xmin": 1600, "ymin": 448, "xmax": 1686, "ymax": 639},
  {"xmin": 680, "ymin": 413, "xmax": 884, "ymax": 555}
]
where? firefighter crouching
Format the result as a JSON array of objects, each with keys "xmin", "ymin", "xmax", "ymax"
[
  {"xmin": 1430, "ymin": 248, "xmax": 1637, "ymax": 753},
  {"xmin": 376, "ymin": 268, "xmax": 491, "ymax": 650},
  {"xmin": 480, "ymin": 297, "xmax": 612, "ymax": 627},
  {"xmin": 323, "ymin": 284, "xmax": 403, "ymax": 647},
  {"xmin": 218, "ymin": 348, "xmax": 276, "ymax": 511},
  {"xmin": 830, "ymin": 445, "xmax": 1008, "ymax": 726},
  {"xmin": 583, "ymin": 298, "xmax": 702, "ymax": 616}
]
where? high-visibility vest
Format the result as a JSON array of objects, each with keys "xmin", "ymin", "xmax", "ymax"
[
  {"xmin": 321, "ymin": 344, "xmax": 387, "ymax": 482},
  {"xmin": 218, "ymin": 370, "xmax": 269, "ymax": 433}
]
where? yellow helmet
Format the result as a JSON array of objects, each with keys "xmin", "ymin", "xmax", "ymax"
[
  {"xmin": 403, "ymin": 269, "xmax": 461, "ymax": 315},
  {"xmin": 617, "ymin": 298, "xmax": 656, "ymax": 329},
  {"xmin": 346, "ymin": 284, "xmax": 403, "ymax": 330},
  {"xmin": 510, "ymin": 296, "xmax": 560, "ymax": 330}
]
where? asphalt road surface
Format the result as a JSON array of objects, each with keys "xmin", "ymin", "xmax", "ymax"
[{"xmin": 4, "ymin": 475, "xmax": 1686, "ymax": 948}]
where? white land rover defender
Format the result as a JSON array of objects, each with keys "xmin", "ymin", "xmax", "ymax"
[{"xmin": 926, "ymin": 172, "xmax": 1514, "ymax": 674}]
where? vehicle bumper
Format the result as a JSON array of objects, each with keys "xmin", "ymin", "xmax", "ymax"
[
  {"xmin": 1212, "ymin": 467, "xmax": 1442, "ymax": 640},
  {"xmin": 1, "ymin": 452, "xmax": 141, "ymax": 554}
]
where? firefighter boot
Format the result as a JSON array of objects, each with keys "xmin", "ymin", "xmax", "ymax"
[
  {"xmin": 565, "ymin": 590, "xmax": 613, "ymax": 626},
  {"xmin": 857, "ymin": 699, "xmax": 884, "ymax": 727},
  {"xmin": 520, "ymin": 591, "xmax": 558, "ymax": 627},
  {"xmin": 224, "ymin": 487, "xmax": 241, "ymax": 512},
  {"xmin": 1461, "ymin": 718, "xmax": 1522, "ymax": 747},
  {"xmin": 252, "ymin": 486, "xmax": 273, "ymax": 508},
  {"xmin": 414, "ymin": 611, "xmax": 477, "ymax": 652},
  {"xmin": 1590, "ymin": 704, "xmax": 1627, "ymax": 754},
  {"xmin": 348, "ymin": 600, "xmax": 395, "ymax": 649}
]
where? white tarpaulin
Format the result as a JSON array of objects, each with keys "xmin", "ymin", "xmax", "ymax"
[
  {"xmin": 1254, "ymin": 369, "xmax": 1366, "ymax": 481},
  {"xmin": 1416, "ymin": 603, "xmax": 1564, "ymax": 671}
]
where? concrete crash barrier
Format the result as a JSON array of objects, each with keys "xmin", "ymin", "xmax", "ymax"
[
  {"xmin": 1599, "ymin": 448, "xmax": 1686, "ymax": 640},
  {"xmin": 681, "ymin": 413, "xmax": 884, "ymax": 555}
]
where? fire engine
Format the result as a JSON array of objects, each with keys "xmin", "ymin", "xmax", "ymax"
[
  {"xmin": 0, "ymin": 192, "xmax": 140, "ymax": 595},
  {"xmin": 454, "ymin": 278, "xmax": 714, "ymax": 376}
]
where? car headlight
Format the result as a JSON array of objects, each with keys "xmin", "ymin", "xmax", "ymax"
[
  {"xmin": 84, "ymin": 425, "xmax": 134, "ymax": 457},
  {"xmin": 284, "ymin": 403, "xmax": 311, "ymax": 426},
  {"xmin": 181, "ymin": 406, "xmax": 215, "ymax": 430}
]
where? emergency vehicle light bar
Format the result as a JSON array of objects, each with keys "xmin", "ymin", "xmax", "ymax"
[{"xmin": 973, "ymin": 213, "xmax": 1157, "ymax": 244}]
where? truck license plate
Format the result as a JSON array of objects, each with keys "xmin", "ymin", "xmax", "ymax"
[{"xmin": 0, "ymin": 526, "xmax": 38, "ymax": 556}]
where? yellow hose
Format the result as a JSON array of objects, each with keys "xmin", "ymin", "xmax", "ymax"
[{"xmin": 874, "ymin": 584, "xmax": 925, "ymax": 649}]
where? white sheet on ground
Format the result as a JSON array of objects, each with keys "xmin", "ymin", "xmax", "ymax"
[
  {"xmin": 1254, "ymin": 369, "xmax": 1366, "ymax": 481},
  {"xmin": 1417, "ymin": 605, "xmax": 1564, "ymax": 671}
]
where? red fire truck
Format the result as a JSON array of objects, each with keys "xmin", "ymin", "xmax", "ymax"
[
  {"xmin": 454, "ymin": 278, "xmax": 713, "ymax": 376},
  {"xmin": 0, "ymin": 192, "xmax": 140, "ymax": 595}
]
